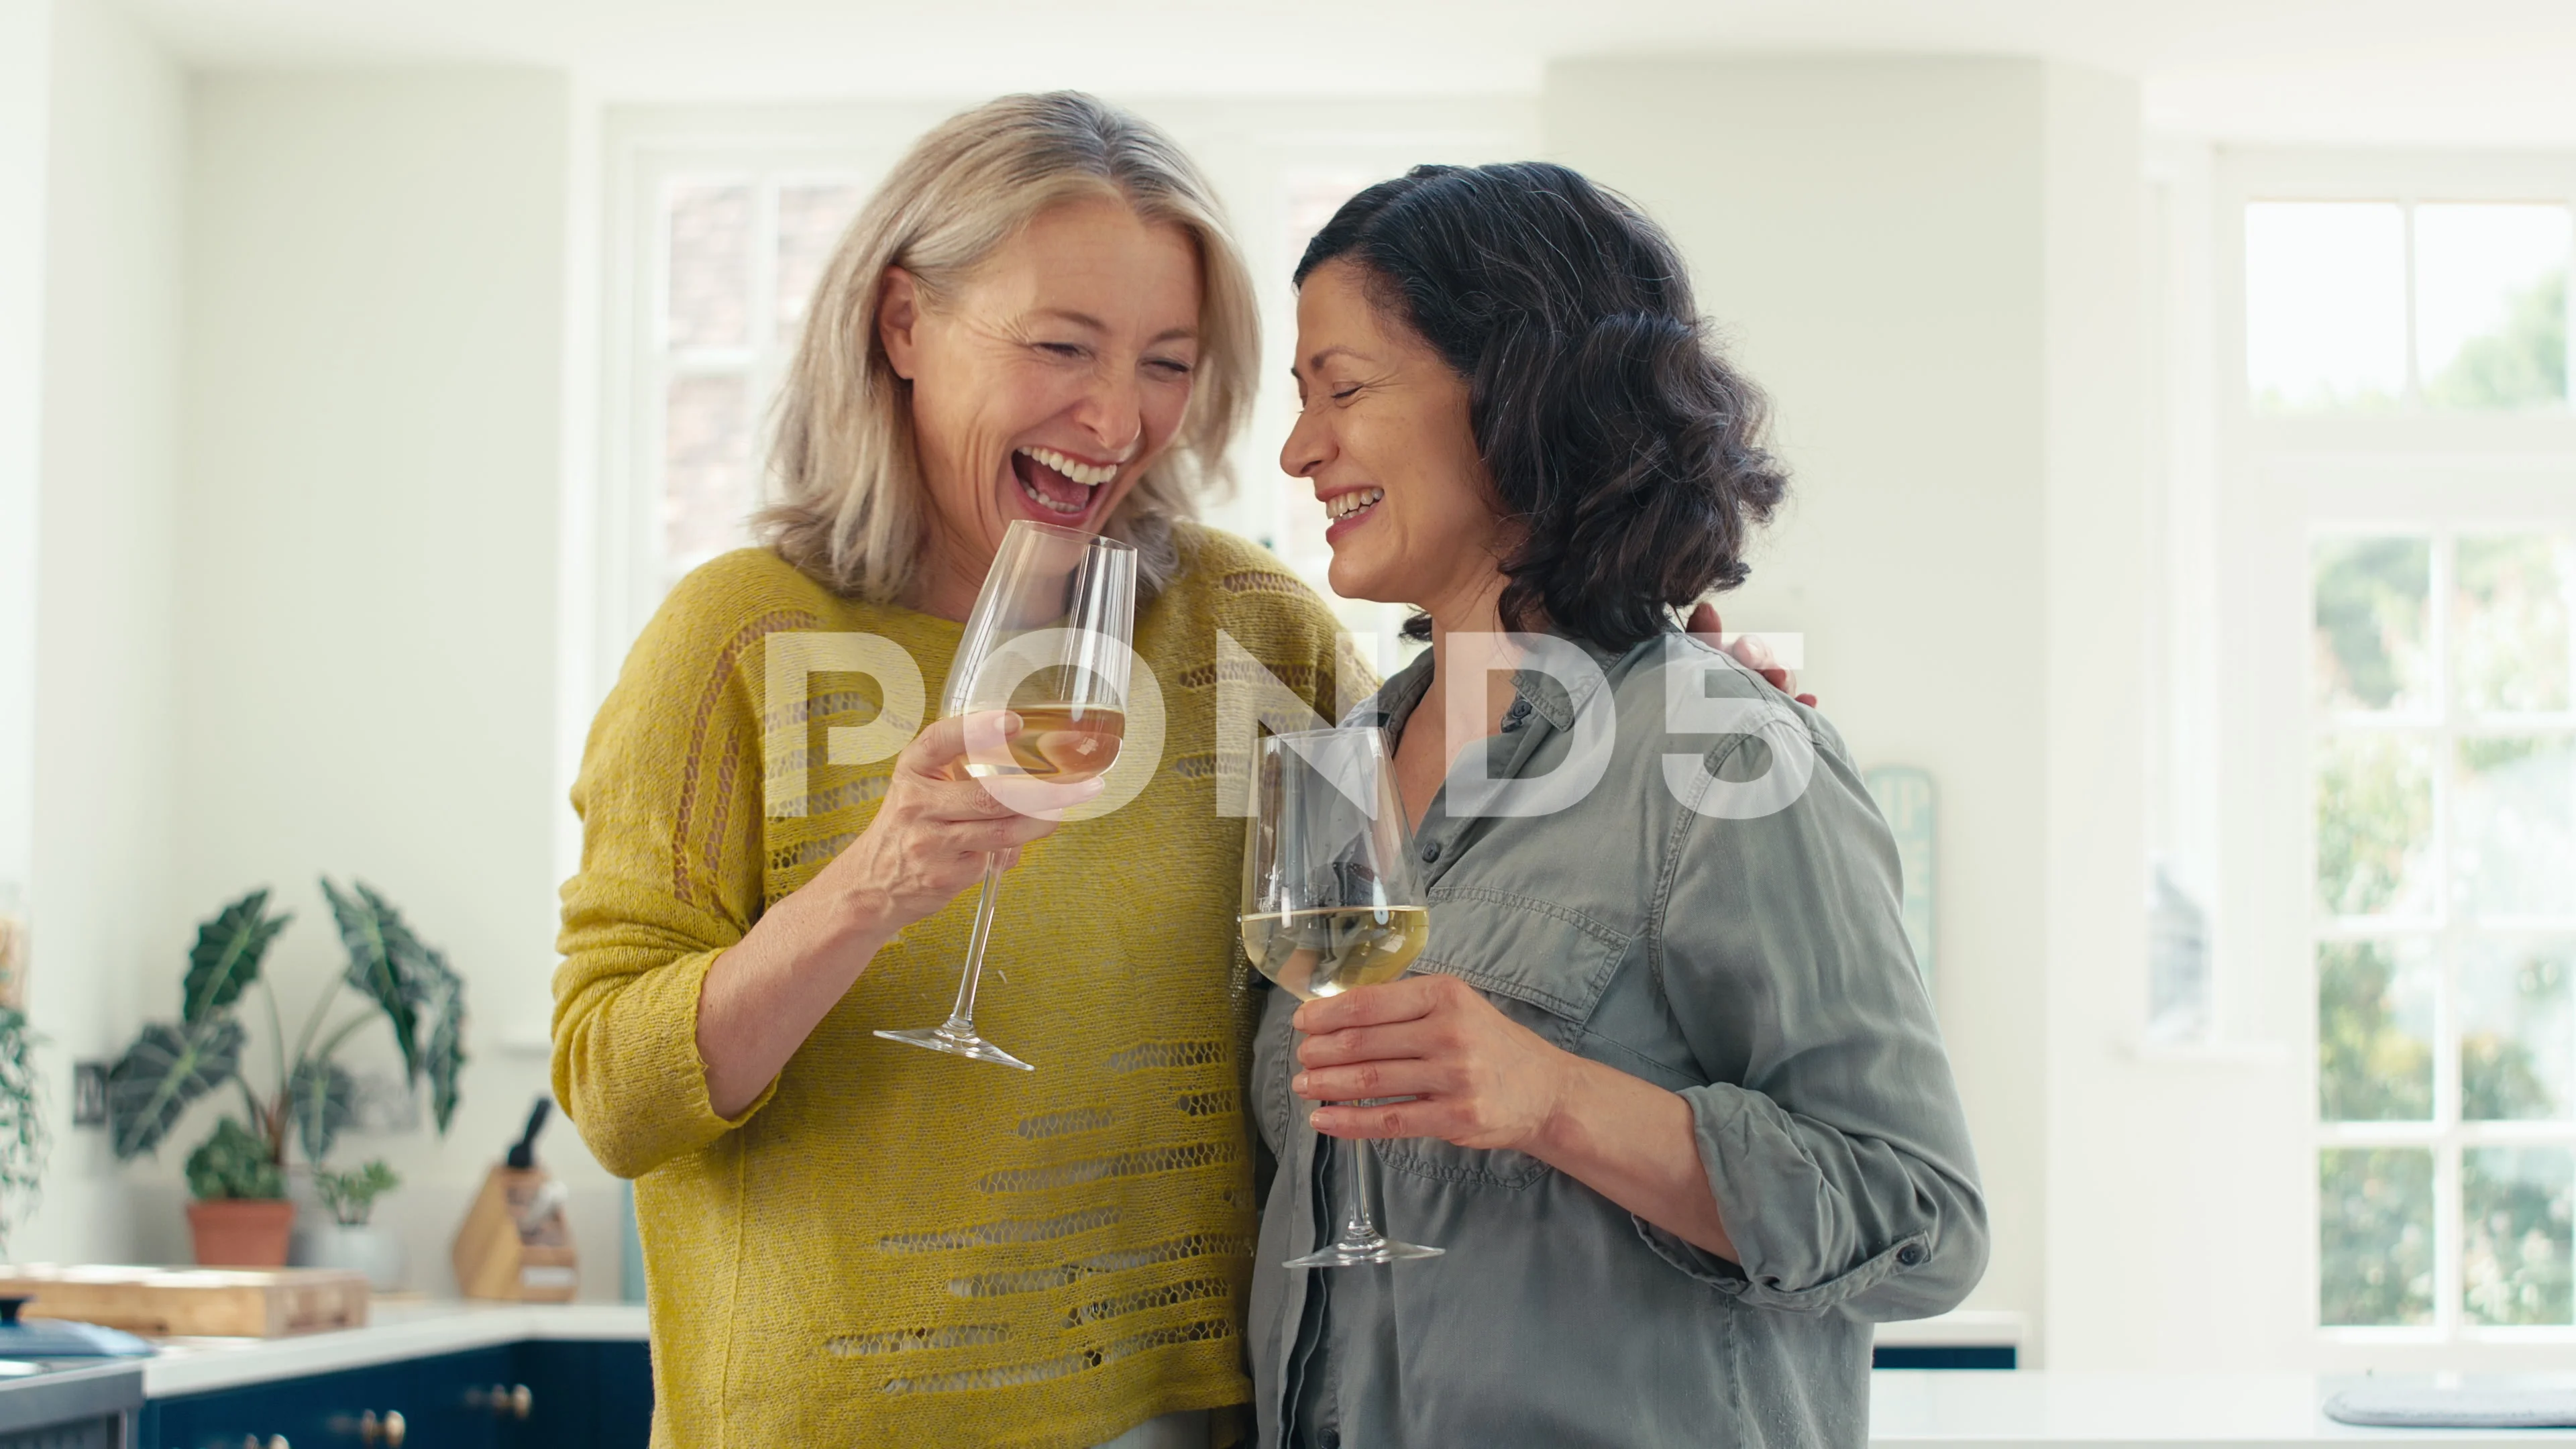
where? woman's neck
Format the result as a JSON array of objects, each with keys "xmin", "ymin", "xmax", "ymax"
[
  {"xmin": 1407, "ymin": 571, "xmax": 1521, "ymax": 789},
  {"xmin": 907, "ymin": 517, "xmax": 991, "ymax": 623}
]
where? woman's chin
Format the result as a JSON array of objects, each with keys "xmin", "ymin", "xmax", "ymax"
[{"xmin": 1324, "ymin": 553, "xmax": 1405, "ymax": 608}]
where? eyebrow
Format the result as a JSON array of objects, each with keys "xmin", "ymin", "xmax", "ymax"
[
  {"xmin": 1030, "ymin": 307, "xmax": 1197, "ymax": 345},
  {"xmin": 1299, "ymin": 344, "xmax": 1368, "ymax": 374}
]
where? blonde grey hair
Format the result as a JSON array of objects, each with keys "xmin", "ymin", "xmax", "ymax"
[{"xmin": 758, "ymin": 91, "xmax": 1258, "ymax": 602}]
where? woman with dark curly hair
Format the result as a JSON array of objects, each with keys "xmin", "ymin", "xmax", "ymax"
[{"xmin": 1246, "ymin": 162, "xmax": 1988, "ymax": 1447}]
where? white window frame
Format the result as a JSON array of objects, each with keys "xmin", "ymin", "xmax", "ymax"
[{"xmin": 2212, "ymin": 146, "xmax": 2576, "ymax": 1368}]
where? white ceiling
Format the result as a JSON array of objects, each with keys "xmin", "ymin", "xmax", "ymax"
[{"xmin": 126, "ymin": 0, "xmax": 2576, "ymax": 146}]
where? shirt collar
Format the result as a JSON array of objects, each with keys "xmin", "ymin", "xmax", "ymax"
[{"xmin": 1346, "ymin": 631, "xmax": 1641, "ymax": 738}]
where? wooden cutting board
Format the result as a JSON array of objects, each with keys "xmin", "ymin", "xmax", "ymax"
[{"xmin": 0, "ymin": 1265, "xmax": 370, "ymax": 1338}]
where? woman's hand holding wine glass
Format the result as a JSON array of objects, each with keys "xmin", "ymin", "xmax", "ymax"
[
  {"xmin": 818, "ymin": 712, "xmax": 1104, "ymax": 932},
  {"xmin": 1289, "ymin": 972, "xmax": 1572, "ymax": 1152},
  {"xmin": 876, "ymin": 519, "xmax": 1138, "ymax": 1071},
  {"xmin": 1240, "ymin": 726, "xmax": 1444, "ymax": 1267}
]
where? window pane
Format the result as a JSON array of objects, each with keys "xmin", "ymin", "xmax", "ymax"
[
  {"xmin": 776, "ymin": 182, "xmax": 864, "ymax": 335},
  {"xmin": 2417, "ymin": 204, "xmax": 2572, "ymax": 413},
  {"xmin": 2319, "ymin": 938, "xmax": 2436, "ymax": 1121},
  {"xmin": 2457, "ymin": 535, "xmax": 2575, "ymax": 714},
  {"xmin": 2463, "ymin": 1146, "xmax": 2575, "ymax": 1326},
  {"xmin": 664, "ymin": 373, "xmax": 753, "ymax": 576},
  {"xmin": 2247, "ymin": 201, "xmax": 2406, "ymax": 413},
  {"xmin": 2321, "ymin": 1146, "xmax": 2435, "ymax": 1326},
  {"xmin": 2316, "ymin": 733, "xmax": 2436, "ymax": 917},
  {"xmin": 2456, "ymin": 736, "xmax": 2576, "ymax": 918},
  {"xmin": 2461, "ymin": 941, "xmax": 2574, "ymax": 1120},
  {"xmin": 667, "ymin": 182, "xmax": 752, "ymax": 350},
  {"xmin": 2314, "ymin": 536, "xmax": 2432, "ymax": 714}
]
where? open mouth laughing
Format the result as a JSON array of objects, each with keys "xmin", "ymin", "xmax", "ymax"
[{"xmin": 1011, "ymin": 445, "xmax": 1120, "ymax": 519}]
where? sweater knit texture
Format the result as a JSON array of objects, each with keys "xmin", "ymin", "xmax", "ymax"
[{"xmin": 553, "ymin": 526, "xmax": 1356, "ymax": 1448}]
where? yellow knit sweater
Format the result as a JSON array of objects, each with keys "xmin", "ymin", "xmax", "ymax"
[{"xmin": 553, "ymin": 525, "xmax": 1358, "ymax": 1449}]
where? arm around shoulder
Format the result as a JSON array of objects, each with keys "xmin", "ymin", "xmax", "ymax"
[{"xmin": 1654, "ymin": 724, "xmax": 1988, "ymax": 1320}]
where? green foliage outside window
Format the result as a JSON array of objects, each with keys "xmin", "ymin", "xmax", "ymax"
[
  {"xmin": 2318, "ymin": 941, "xmax": 2432, "ymax": 1121},
  {"xmin": 2427, "ymin": 268, "xmax": 2569, "ymax": 412},
  {"xmin": 2313, "ymin": 538, "xmax": 2430, "ymax": 712},
  {"xmin": 2315, "ymin": 735, "xmax": 2433, "ymax": 916},
  {"xmin": 2463, "ymin": 1147, "xmax": 2575, "ymax": 1326},
  {"xmin": 2322, "ymin": 1147, "xmax": 2436, "ymax": 1326}
]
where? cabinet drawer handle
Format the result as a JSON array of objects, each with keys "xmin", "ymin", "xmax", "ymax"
[
  {"xmin": 358, "ymin": 1409, "xmax": 406, "ymax": 1446},
  {"xmin": 508, "ymin": 1383, "xmax": 533, "ymax": 1419}
]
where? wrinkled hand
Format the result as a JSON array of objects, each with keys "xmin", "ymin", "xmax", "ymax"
[
  {"xmin": 1291, "ymin": 974, "xmax": 1572, "ymax": 1152},
  {"xmin": 818, "ymin": 711, "xmax": 1097, "ymax": 934},
  {"xmin": 1686, "ymin": 602, "xmax": 1815, "ymax": 707}
]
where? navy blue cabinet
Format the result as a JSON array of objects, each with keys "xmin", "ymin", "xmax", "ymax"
[{"xmin": 140, "ymin": 1341, "xmax": 651, "ymax": 1449}]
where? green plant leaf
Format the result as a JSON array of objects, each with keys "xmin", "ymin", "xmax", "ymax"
[
  {"xmin": 185, "ymin": 1117, "xmax": 284, "ymax": 1200},
  {"xmin": 314, "ymin": 1159, "xmax": 399, "ymax": 1226},
  {"xmin": 286, "ymin": 1057, "xmax": 358, "ymax": 1164},
  {"xmin": 320, "ymin": 878, "xmax": 421, "ymax": 1079},
  {"xmin": 419, "ymin": 954, "xmax": 466, "ymax": 1135},
  {"xmin": 105, "ymin": 1019, "xmax": 245, "ymax": 1160},
  {"xmin": 182, "ymin": 888, "xmax": 291, "ymax": 1025},
  {"xmin": 0, "ymin": 1007, "xmax": 50, "ymax": 1259}
]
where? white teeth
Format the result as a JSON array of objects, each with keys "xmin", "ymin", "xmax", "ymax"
[
  {"xmin": 1017, "ymin": 476, "xmax": 1087, "ymax": 515},
  {"xmin": 1326, "ymin": 488, "xmax": 1384, "ymax": 521},
  {"xmin": 1016, "ymin": 446, "xmax": 1118, "ymax": 488}
]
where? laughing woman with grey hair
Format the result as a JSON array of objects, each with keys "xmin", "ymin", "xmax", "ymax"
[{"xmin": 551, "ymin": 93, "xmax": 1358, "ymax": 1447}]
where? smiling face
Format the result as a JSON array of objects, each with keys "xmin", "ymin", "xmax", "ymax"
[
  {"xmin": 881, "ymin": 195, "xmax": 1203, "ymax": 616},
  {"xmin": 1281, "ymin": 260, "xmax": 1510, "ymax": 624}
]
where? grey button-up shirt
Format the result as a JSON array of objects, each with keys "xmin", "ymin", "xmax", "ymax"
[{"xmin": 1247, "ymin": 630, "xmax": 1987, "ymax": 1448}]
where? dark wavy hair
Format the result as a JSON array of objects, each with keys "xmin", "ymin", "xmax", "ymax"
[{"xmin": 1295, "ymin": 162, "xmax": 1788, "ymax": 652}]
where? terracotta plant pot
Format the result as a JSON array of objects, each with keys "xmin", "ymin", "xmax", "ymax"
[{"xmin": 187, "ymin": 1198, "xmax": 296, "ymax": 1267}]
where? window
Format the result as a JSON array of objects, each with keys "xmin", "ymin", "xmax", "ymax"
[
  {"xmin": 2247, "ymin": 200, "xmax": 2569, "ymax": 414},
  {"xmin": 2313, "ymin": 531, "xmax": 2576, "ymax": 1332},
  {"xmin": 2214, "ymin": 152, "xmax": 2576, "ymax": 1352},
  {"xmin": 653, "ymin": 175, "xmax": 868, "ymax": 586}
]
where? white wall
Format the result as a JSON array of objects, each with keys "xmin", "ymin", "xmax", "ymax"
[
  {"xmin": 150, "ymin": 68, "xmax": 592, "ymax": 1289},
  {"xmin": 15, "ymin": 0, "xmax": 188, "ymax": 1265},
  {"xmin": 1546, "ymin": 55, "xmax": 2061, "ymax": 1350},
  {"xmin": 0, "ymin": 0, "xmax": 50, "ymax": 920}
]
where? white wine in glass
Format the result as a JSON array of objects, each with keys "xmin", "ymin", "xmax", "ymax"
[
  {"xmin": 875, "ymin": 519, "xmax": 1136, "ymax": 1072},
  {"xmin": 1241, "ymin": 727, "xmax": 1444, "ymax": 1267}
]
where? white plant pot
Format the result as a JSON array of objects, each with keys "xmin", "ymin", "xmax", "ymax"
[{"xmin": 290, "ymin": 1221, "xmax": 408, "ymax": 1291}]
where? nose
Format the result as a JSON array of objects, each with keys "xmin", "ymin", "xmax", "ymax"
[
  {"xmin": 1070, "ymin": 363, "xmax": 1144, "ymax": 460},
  {"xmin": 1280, "ymin": 402, "xmax": 1331, "ymax": 480}
]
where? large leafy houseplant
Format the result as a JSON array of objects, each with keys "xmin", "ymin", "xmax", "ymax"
[
  {"xmin": 105, "ymin": 880, "xmax": 467, "ymax": 1182},
  {"xmin": 0, "ymin": 1004, "xmax": 46, "ymax": 1255}
]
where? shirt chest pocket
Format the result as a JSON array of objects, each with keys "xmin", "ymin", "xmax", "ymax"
[{"xmin": 1375, "ymin": 888, "xmax": 1633, "ymax": 1192}]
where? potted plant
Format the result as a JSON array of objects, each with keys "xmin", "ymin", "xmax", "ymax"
[
  {"xmin": 184, "ymin": 1118, "xmax": 290, "ymax": 1265},
  {"xmin": 105, "ymin": 879, "xmax": 466, "ymax": 1269},
  {"xmin": 295, "ymin": 1160, "xmax": 405, "ymax": 1289}
]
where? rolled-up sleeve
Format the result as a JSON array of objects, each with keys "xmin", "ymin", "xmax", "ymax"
[
  {"xmin": 1649, "ymin": 725, "xmax": 1988, "ymax": 1320},
  {"xmin": 551, "ymin": 578, "xmax": 785, "ymax": 1179}
]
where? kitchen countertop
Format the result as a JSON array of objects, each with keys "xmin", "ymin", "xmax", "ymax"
[
  {"xmin": 1873, "ymin": 1372, "xmax": 2576, "ymax": 1445},
  {"xmin": 143, "ymin": 1299, "xmax": 647, "ymax": 1397}
]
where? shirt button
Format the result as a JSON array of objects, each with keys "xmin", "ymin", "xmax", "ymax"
[
  {"xmin": 1420, "ymin": 841, "xmax": 1441, "ymax": 863},
  {"xmin": 1897, "ymin": 1243, "xmax": 1927, "ymax": 1267}
]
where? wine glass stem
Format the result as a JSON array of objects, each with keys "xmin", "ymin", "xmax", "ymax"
[
  {"xmin": 1336, "ymin": 1127, "xmax": 1388, "ymax": 1250},
  {"xmin": 943, "ymin": 854, "xmax": 1004, "ymax": 1034}
]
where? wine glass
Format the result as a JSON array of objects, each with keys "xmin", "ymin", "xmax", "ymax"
[
  {"xmin": 875, "ymin": 519, "xmax": 1136, "ymax": 1071},
  {"xmin": 1240, "ymin": 727, "xmax": 1444, "ymax": 1267}
]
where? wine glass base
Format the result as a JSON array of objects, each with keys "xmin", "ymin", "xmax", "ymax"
[
  {"xmin": 1285, "ymin": 1238, "xmax": 1445, "ymax": 1269},
  {"xmin": 873, "ymin": 1025, "xmax": 1036, "ymax": 1071}
]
